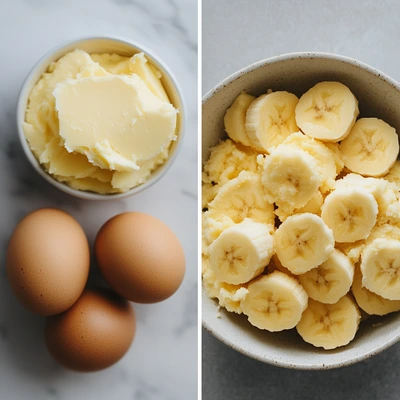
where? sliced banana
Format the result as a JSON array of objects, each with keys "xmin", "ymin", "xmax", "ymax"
[
  {"xmin": 224, "ymin": 92, "xmax": 255, "ymax": 146},
  {"xmin": 352, "ymin": 265, "xmax": 400, "ymax": 316},
  {"xmin": 209, "ymin": 219, "xmax": 274, "ymax": 285},
  {"xmin": 245, "ymin": 91, "xmax": 299, "ymax": 152},
  {"xmin": 339, "ymin": 118, "xmax": 399, "ymax": 177},
  {"xmin": 274, "ymin": 213, "xmax": 334, "ymax": 275},
  {"xmin": 321, "ymin": 187, "xmax": 378, "ymax": 242},
  {"xmin": 335, "ymin": 173, "xmax": 400, "ymax": 225},
  {"xmin": 296, "ymin": 295, "xmax": 361, "ymax": 350},
  {"xmin": 241, "ymin": 271, "xmax": 308, "ymax": 332},
  {"xmin": 298, "ymin": 249, "xmax": 354, "ymax": 304},
  {"xmin": 282, "ymin": 132, "xmax": 338, "ymax": 192},
  {"xmin": 261, "ymin": 146, "xmax": 322, "ymax": 209},
  {"xmin": 295, "ymin": 81, "xmax": 359, "ymax": 142},
  {"xmin": 337, "ymin": 223, "xmax": 400, "ymax": 264},
  {"xmin": 208, "ymin": 171, "xmax": 274, "ymax": 228},
  {"xmin": 361, "ymin": 238, "xmax": 400, "ymax": 300}
]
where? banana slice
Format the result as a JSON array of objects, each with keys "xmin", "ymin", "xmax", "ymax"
[
  {"xmin": 337, "ymin": 223, "xmax": 400, "ymax": 264},
  {"xmin": 321, "ymin": 187, "xmax": 378, "ymax": 243},
  {"xmin": 208, "ymin": 171, "xmax": 274, "ymax": 228},
  {"xmin": 209, "ymin": 219, "xmax": 274, "ymax": 285},
  {"xmin": 361, "ymin": 238, "xmax": 400, "ymax": 300},
  {"xmin": 335, "ymin": 173, "xmax": 400, "ymax": 225},
  {"xmin": 241, "ymin": 271, "xmax": 308, "ymax": 331},
  {"xmin": 224, "ymin": 92, "xmax": 255, "ymax": 146},
  {"xmin": 352, "ymin": 265, "xmax": 400, "ymax": 316},
  {"xmin": 339, "ymin": 118, "xmax": 399, "ymax": 177},
  {"xmin": 202, "ymin": 139, "xmax": 259, "ymax": 188},
  {"xmin": 282, "ymin": 132, "xmax": 338, "ymax": 192},
  {"xmin": 245, "ymin": 91, "xmax": 299, "ymax": 152},
  {"xmin": 261, "ymin": 146, "xmax": 322, "ymax": 209},
  {"xmin": 274, "ymin": 213, "xmax": 334, "ymax": 275},
  {"xmin": 298, "ymin": 249, "xmax": 354, "ymax": 304},
  {"xmin": 295, "ymin": 81, "xmax": 359, "ymax": 142},
  {"xmin": 296, "ymin": 295, "xmax": 361, "ymax": 350}
]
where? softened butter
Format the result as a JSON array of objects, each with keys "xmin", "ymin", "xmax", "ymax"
[{"xmin": 23, "ymin": 49, "xmax": 178, "ymax": 194}]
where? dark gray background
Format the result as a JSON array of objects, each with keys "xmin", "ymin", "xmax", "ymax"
[{"xmin": 202, "ymin": 0, "xmax": 400, "ymax": 398}]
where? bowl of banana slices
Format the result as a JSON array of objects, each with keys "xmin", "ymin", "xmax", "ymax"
[{"xmin": 202, "ymin": 52, "xmax": 400, "ymax": 369}]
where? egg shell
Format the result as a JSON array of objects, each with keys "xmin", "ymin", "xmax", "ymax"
[
  {"xmin": 6, "ymin": 208, "xmax": 90, "ymax": 316},
  {"xmin": 45, "ymin": 288, "xmax": 135, "ymax": 372},
  {"xmin": 95, "ymin": 212, "xmax": 186, "ymax": 303}
]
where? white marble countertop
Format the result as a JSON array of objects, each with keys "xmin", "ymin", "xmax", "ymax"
[
  {"xmin": 203, "ymin": 0, "xmax": 400, "ymax": 399},
  {"xmin": 0, "ymin": 0, "xmax": 197, "ymax": 399}
]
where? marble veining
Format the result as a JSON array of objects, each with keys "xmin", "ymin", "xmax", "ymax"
[{"xmin": 0, "ymin": 0, "xmax": 198, "ymax": 399}]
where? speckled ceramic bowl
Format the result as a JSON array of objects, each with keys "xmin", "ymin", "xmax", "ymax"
[
  {"xmin": 202, "ymin": 52, "xmax": 400, "ymax": 369},
  {"xmin": 17, "ymin": 36, "xmax": 184, "ymax": 200}
]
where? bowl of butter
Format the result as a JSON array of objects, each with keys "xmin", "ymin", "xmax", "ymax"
[
  {"xmin": 17, "ymin": 36, "xmax": 184, "ymax": 199},
  {"xmin": 202, "ymin": 52, "xmax": 400, "ymax": 369}
]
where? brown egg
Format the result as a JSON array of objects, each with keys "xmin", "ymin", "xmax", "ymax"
[
  {"xmin": 45, "ymin": 288, "xmax": 135, "ymax": 372},
  {"xmin": 6, "ymin": 208, "xmax": 90, "ymax": 316},
  {"xmin": 95, "ymin": 212, "xmax": 186, "ymax": 303}
]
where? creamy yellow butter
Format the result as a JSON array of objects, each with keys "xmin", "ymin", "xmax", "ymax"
[
  {"xmin": 53, "ymin": 74, "xmax": 177, "ymax": 171},
  {"xmin": 24, "ymin": 49, "xmax": 177, "ymax": 193}
]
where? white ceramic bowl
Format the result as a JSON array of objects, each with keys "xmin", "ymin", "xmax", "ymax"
[
  {"xmin": 202, "ymin": 52, "xmax": 400, "ymax": 369},
  {"xmin": 17, "ymin": 36, "xmax": 184, "ymax": 200}
]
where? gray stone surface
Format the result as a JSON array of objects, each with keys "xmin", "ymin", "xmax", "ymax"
[
  {"xmin": 202, "ymin": 0, "xmax": 400, "ymax": 398},
  {"xmin": 203, "ymin": 330, "xmax": 400, "ymax": 399}
]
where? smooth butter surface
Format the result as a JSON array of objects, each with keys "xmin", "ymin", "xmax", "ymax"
[{"xmin": 53, "ymin": 74, "xmax": 177, "ymax": 171}]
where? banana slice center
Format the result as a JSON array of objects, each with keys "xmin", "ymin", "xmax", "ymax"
[
  {"xmin": 356, "ymin": 128, "xmax": 388, "ymax": 159},
  {"xmin": 317, "ymin": 311, "xmax": 345, "ymax": 334},
  {"xmin": 293, "ymin": 228, "xmax": 314, "ymax": 255},
  {"xmin": 271, "ymin": 104, "xmax": 288, "ymax": 127},
  {"xmin": 376, "ymin": 259, "xmax": 400, "ymax": 284},
  {"xmin": 254, "ymin": 294, "xmax": 286, "ymax": 315},
  {"xmin": 224, "ymin": 246, "xmax": 244, "ymax": 275},
  {"xmin": 288, "ymin": 174, "xmax": 300, "ymax": 188},
  {"xmin": 307, "ymin": 92, "xmax": 342, "ymax": 120},
  {"xmin": 316, "ymin": 273, "xmax": 328, "ymax": 286},
  {"xmin": 337, "ymin": 203, "xmax": 363, "ymax": 229}
]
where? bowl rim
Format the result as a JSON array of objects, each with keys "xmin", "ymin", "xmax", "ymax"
[
  {"xmin": 203, "ymin": 51, "xmax": 400, "ymax": 104},
  {"xmin": 17, "ymin": 35, "xmax": 185, "ymax": 201},
  {"xmin": 202, "ymin": 51, "xmax": 400, "ymax": 369}
]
